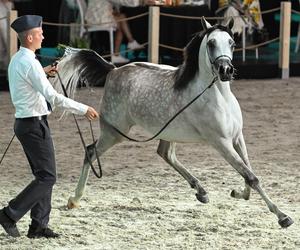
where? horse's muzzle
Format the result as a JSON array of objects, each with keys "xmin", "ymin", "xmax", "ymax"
[{"xmin": 214, "ymin": 58, "xmax": 234, "ymax": 81}]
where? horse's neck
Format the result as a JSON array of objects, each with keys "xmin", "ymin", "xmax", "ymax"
[
  {"xmin": 189, "ymin": 68, "xmax": 232, "ymax": 107},
  {"xmin": 195, "ymin": 74, "xmax": 232, "ymax": 101},
  {"xmin": 214, "ymin": 81, "xmax": 232, "ymax": 101}
]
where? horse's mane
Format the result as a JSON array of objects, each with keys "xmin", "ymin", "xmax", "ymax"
[{"xmin": 173, "ymin": 25, "xmax": 233, "ymax": 90}]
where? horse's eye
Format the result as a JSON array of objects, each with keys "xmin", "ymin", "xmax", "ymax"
[{"xmin": 207, "ymin": 39, "xmax": 216, "ymax": 49}]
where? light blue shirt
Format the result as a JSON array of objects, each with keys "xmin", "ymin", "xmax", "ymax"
[{"xmin": 8, "ymin": 47, "xmax": 88, "ymax": 118}]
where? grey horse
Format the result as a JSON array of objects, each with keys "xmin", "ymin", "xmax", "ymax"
[{"xmin": 51, "ymin": 18, "xmax": 293, "ymax": 228}]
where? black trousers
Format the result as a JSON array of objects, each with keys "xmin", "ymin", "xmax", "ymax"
[{"xmin": 5, "ymin": 117, "xmax": 56, "ymax": 228}]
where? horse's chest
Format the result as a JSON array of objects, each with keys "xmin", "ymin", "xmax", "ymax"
[{"xmin": 214, "ymin": 100, "xmax": 243, "ymax": 137}]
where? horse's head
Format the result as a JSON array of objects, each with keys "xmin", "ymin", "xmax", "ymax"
[
  {"xmin": 173, "ymin": 18, "xmax": 236, "ymax": 90},
  {"xmin": 202, "ymin": 18, "xmax": 235, "ymax": 82}
]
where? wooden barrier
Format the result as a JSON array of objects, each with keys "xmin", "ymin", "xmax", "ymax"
[
  {"xmin": 279, "ymin": 2, "xmax": 291, "ymax": 79},
  {"xmin": 7, "ymin": 10, "xmax": 18, "ymax": 61},
  {"xmin": 5, "ymin": 6, "xmax": 296, "ymax": 79},
  {"xmin": 148, "ymin": 6, "xmax": 160, "ymax": 64}
]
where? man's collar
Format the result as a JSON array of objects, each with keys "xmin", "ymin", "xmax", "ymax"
[{"xmin": 19, "ymin": 46, "xmax": 36, "ymax": 58}]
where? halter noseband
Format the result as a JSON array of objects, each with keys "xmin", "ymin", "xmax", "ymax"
[{"xmin": 210, "ymin": 55, "xmax": 232, "ymax": 65}]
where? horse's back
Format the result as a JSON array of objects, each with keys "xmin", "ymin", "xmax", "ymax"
[
  {"xmin": 102, "ymin": 62, "xmax": 176, "ymax": 108},
  {"xmin": 106, "ymin": 62, "xmax": 176, "ymax": 89}
]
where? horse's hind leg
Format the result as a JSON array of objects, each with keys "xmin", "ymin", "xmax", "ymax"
[
  {"xmin": 231, "ymin": 133, "xmax": 251, "ymax": 200},
  {"xmin": 157, "ymin": 140, "xmax": 209, "ymax": 203},
  {"xmin": 67, "ymin": 122, "xmax": 124, "ymax": 209}
]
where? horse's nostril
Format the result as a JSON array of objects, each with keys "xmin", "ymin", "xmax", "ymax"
[
  {"xmin": 225, "ymin": 67, "xmax": 230, "ymax": 75},
  {"xmin": 219, "ymin": 66, "xmax": 225, "ymax": 74},
  {"xmin": 226, "ymin": 66, "xmax": 234, "ymax": 75}
]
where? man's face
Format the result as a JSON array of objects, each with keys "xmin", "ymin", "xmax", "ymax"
[{"xmin": 27, "ymin": 27, "xmax": 44, "ymax": 50}]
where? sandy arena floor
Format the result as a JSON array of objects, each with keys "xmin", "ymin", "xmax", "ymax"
[{"xmin": 0, "ymin": 78, "xmax": 299, "ymax": 250}]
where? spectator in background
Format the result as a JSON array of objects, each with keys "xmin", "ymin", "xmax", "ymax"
[
  {"xmin": 85, "ymin": 0, "xmax": 161, "ymax": 64},
  {"xmin": 0, "ymin": 0, "xmax": 14, "ymax": 71},
  {"xmin": 216, "ymin": 0, "xmax": 264, "ymax": 36},
  {"xmin": 58, "ymin": 0, "xmax": 78, "ymax": 45},
  {"xmin": 243, "ymin": 0, "xmax": 264, "ymax": 32}
]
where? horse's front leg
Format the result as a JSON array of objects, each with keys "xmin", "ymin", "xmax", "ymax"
[
  {"xmin": 157, "ymin": 140, "xmax": 209, "ymax": 203},
  {"xmin": 67, "ymin": 152, "xmax": 93, "ymax": 209},
  {"xmin": 68, "ymin": 134, "xmax": 112, "ymax": 209},
  {"xmin": 231, "ymin": 133, "xmax": 251, "ymax": 200},
  {"xmin": 214, "ymin": 138, "xmax": 293, "ymax": 228}
]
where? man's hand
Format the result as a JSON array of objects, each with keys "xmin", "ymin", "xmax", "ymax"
[
  {"xmin": 85, "ymin": 107, "xmax": 99, "ymax": 121},
  {"xmin": 44, "ymin": 62, "xmax": 58, "ymax": 78}
]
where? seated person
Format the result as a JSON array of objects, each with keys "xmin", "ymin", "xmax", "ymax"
[
  {"xmin": 216, "ymin": 0, "xmax": 264, "ymax": 39},
  {"xmin": 85, "ymin": 0, "xmax": 161, "ymax": 64},
  {"xmin": 243, "ymin": 0, "xmax": 264, "ymax": 33}
]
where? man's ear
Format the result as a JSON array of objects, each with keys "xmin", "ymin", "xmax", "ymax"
[
  {"xmin": 201, "ymin": 16, "xmax": 212, "ymax": 31},
  {"xmin": 27, "ymin": 34, "xmax": 33, "ymax": 42}
]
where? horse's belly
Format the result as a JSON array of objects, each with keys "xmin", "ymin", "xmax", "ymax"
[
  {"xmin": 159, "ymin": 132, "xmax": 206, "ymax": 143},
  {"xmin": 139, "ymin": 121, "xmax": 207, "ymax": 143}
]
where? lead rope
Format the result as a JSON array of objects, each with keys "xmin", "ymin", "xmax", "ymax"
[
  {"xmin": 102, "ymin": 76, "xmax": 218, "ymax": 142},
  {"xmin": 0, "ymin": 134, "xmax": 15, "ymax": 166},
  {"xmin": 56, "ymin": 72, "xmax": 103, "ymax": 178},
  {"xmin": 1, "ymin": 74, "xmax": 217, "ymax": 173}
]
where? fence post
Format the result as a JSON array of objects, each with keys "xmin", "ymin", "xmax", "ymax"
[
  {"xmin": 148, "ymin": 6, "xmax": 160, "ymax": 64},
  {"xmin": 7, "ymin": 10, "xmax": 18, "ymax": 62},
  {"xmin": 278, "ymin": 1, "xmax": 291, "ymax": 79}
]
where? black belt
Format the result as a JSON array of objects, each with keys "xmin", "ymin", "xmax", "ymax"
[{"xmin": 16, "ymin": 115, "xmax": 47, "ymax": 121}]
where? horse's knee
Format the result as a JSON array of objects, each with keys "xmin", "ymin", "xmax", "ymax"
[
  {"xmin": 245, "ymin": 175, "xmax": 259, "ymax": 189},
  {"xmin": 84, "ymin": 141, "xmax": 97, "ymax": 164}
]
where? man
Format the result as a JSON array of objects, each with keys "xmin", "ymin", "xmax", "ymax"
[{"xmin": 0, "ymin": 15, "xmax": 99, "ymax": 238}]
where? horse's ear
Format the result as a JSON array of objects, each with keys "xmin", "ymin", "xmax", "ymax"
[
  {"xmin": 227, "ymin": 17, "xmax": 234, "ymax": 30},
  {"xmin": 201, "ymin": 16, "xmax": 212, "ymax": 31}
]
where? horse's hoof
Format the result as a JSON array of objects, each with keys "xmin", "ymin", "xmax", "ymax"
[
  {"xmin": 195, "ymin": 193, "xmax": 209, "ymax": 203},
  {"xmin": 67, "ymin": 197, "xmax": 80, "ymax": 209},
  {"xmin": 230, "ymin": 189, "xmax": 241, "ymax": 198},
  {"xmin": 278, "ymin": 215, "xmax": 294, "ymax": 228},
  {"xmin": 230, "ymin": 189, "xmax": 249, "ymax": 200}
]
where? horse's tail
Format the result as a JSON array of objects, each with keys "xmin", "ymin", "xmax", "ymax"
[{"xmin": 51, "ymin": 48, "xmax": 115, "ymax": 99}]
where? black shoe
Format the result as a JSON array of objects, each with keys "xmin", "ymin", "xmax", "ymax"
[
  {"xmin": 27, "ymin": 225, "xmax": 59, "ymax": 239},
  {"xmin": 0, "ymin": 209, "xmax": 20, "ymax": 237}
]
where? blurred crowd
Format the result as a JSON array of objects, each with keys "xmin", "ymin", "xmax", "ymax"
[
  {"xmin": 0, "ymin": 0, "xmax": 13, "ymax": 70},
  {"xmin": 0, "ymin": 0, "xmax": 266, "ymax": 68}
]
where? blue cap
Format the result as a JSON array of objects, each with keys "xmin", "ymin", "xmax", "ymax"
[{"xmin": 11, "ymin": 15, "xmax": 42, "ymax": 33}]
